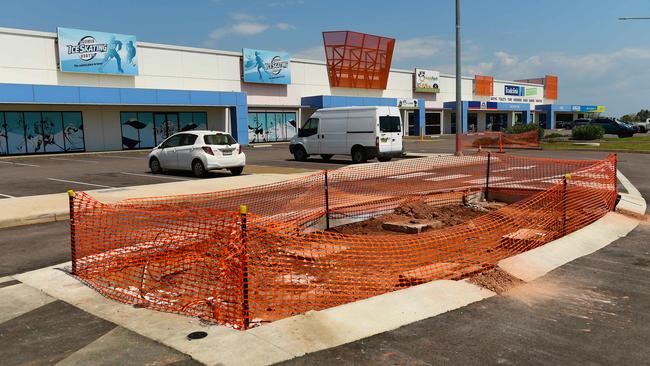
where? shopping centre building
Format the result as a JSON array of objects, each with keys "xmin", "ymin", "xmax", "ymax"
[{"xmin": 0, "ymin": 26, "xmax": 605, "ymax": 155}]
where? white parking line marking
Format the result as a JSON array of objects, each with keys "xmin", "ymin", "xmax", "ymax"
[
  {"xmin": 464, "ymin": 176, "xmax": 511, "ymax": 184},
  {"xmin": 50, "ymin": 157, "xmax": 99, "ymax": 163},
  {"xmin": 493, "ymin": 165, "xmax": 536, "ymax": 173},
  {"xmin": 424, "ymin": 174, "xmax": 471, "ymax": 182},
  {"xmin": 0, "ymin": 193, "xmax": 15, "ymax": 198},
  {"xmin": 388, "ymin": 172, "xmax": 435, "ymax": 179},
  {"xmin": 47, "ymin": 178, "xmax": 113, "ymax": 188},
  {"xmin": 120, "ymin": 172, "xmax": 191, "ymax": 181},
  {"xmin": 98, "ymin": 155, "xmax": 143, "ymax": 160},
  {"xmin": 0, "ymin": 161, "xmax": 40, "ymax": 168}
]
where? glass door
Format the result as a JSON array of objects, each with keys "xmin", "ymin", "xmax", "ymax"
[
  {"xmin": 154, "ymin": 113, "xmax": 179, "ymax": 145},
  {"xmin": 424, "ymin": 112, "xmax": 441, "ymax": 135}
]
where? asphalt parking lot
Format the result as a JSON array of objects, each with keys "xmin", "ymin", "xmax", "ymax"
[
  {"xmin": 0, "ymin": 135, "xmax": 644, "ymax": 199},
  {"xmin": 0, "ymin": 138, "xmax": 453, "ymax": 198}
]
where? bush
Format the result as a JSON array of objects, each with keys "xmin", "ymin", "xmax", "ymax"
[
  {"xmin": 572, "ymin": 125, "xmax": 604, "ymax": 140},
  {"xmin": 544, "ymin": 132, "xmax": 564, "ymax": 140},
  {"xmin": 505, "ymin": 123, "xmax": 545, "ymax": 140}
]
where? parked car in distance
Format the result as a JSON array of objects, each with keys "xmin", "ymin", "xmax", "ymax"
[
  {"xmin": 588, "ymin": 118, "xmax": 635, "ymax": 138},
  {"xmin": 148, "ymin": 130, "xmax": 245, "ymax": 178},
  {"xmin": 289, "ymin": 106, "xmax": 404, "ymax": 163},
  {"xmin": 630, "ymin": 120, "xmax": 650, "ymax": 133},
  {"xmin": 572, "ymin": 118, "xmax": 591, "ymax": 128}
]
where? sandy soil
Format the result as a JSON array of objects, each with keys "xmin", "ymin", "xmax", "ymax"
[
  {"xmin": 328, "ymin": 200, "xmax": 499, "ymax": 236},
  {"xmin": 469, "ymin": 267, "xmax": 526, "ymax": 294}
]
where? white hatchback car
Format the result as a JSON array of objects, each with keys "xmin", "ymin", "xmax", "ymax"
[{"xmin": 148, "ymin": 130, "xmax": 245, "ymax": 178}]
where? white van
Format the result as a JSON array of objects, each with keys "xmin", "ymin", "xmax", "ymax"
[{"xmin": 289, "ymin": 106, "xmax": 404, "ymax": 163}]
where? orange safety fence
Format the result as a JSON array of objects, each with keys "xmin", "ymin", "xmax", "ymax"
[
  {"xmin": 69, "ymin": 153, "xmax": 617, "ymax": 329},
  {"xmin": 462, "ymin": 130, "xmax": 540, "ymax": 150}
]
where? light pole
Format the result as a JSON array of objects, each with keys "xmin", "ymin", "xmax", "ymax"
[{"xmin": 455, "ymin": 0, "xmax": 463, "ymax": 156}]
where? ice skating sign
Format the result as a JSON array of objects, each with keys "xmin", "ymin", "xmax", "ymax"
[
  {"xmin": 242, "ymin": 48, "xmax": 291, "ymax": 84},
  {"xmin": 57, "ymin": 27, "xmax": 138, "ymax": 76}
]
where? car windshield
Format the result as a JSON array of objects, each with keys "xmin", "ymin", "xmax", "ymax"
[
  {"xmin": 204, "ymin": 133, "xmax": 236, "ymax": 145},
  {"xmin": 379, "ymin": 116, "xmax": 401, "ymax": 133}
]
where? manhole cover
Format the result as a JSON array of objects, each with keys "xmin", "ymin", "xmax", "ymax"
[{"xmin": 187, "ymin": 331, "xmax": 208, "ymax": 340}]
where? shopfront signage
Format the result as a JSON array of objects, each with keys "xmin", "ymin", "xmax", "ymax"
[
  {"xmin": 397, "ymin": 98, "xmax": 418, "ymax": 109},
  {"xmin": 243, "ymin": 48, "xmax": 291, "ymax": 84},
  {"xmin": 57, "ymin": 27, "xmax": 138, "ymax": 76},
  {"xmin": 571, "ymin": 105, "xmax": 606, "ymax": 113},
  {"xmin": 504, "ymin": 85, "xmax": 523, "ymax": 96},
  {"xmin": 414, "ymin": 69, "xmax": 440, "ymax": 93}
]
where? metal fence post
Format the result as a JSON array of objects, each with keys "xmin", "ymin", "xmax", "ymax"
[
  {"xmin": 485, "ymin": 152, "xmax": 491, "ymax": 200},
  {"xmin": 324, "ymin": 171, "xmax": 330, "ymax": 230},
  {"xmin": 239, "ymin": 204, "xmax": 250, "ymax": 330},
  {"xmin": 68, "ymin": 189, "xmax": 77, "ymax": 275},
  {"xmin": 562, "ymin": 175, "xmax": 569, "ymax": 236}
]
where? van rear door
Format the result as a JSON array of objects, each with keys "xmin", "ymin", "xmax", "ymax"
[{"xmin": 378, "ymin": 113, "xmax": 402, "ymax": 154}]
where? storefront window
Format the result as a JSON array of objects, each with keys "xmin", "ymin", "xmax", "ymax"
[
  {"xmin": 0, "ymin": 111, "xmax": 84, "ymax": 155},
  {"xmin": 247, "ymin": 111, "xmax": 297, "ymax": 143},
  {"xmin": 121, "ymin": 112, "xmax": 206, "ymax": 149}
]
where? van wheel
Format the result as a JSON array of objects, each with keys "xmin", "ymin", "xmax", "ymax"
[
  {"xmin": 293, "ymin": 146, "xmax": 308, "ymax": 161},
  {"xmin": 377, "ymin": 156, "xmax": 392, "ymax": 162},
  {"xmin": 351, "ymin": 147, "xmax": 367, "ymax": 164},
  {"xmin": 320, "ymin": 154, "xmax": 333, "ymax": 161},
  {"xmin": 149, "ymin": 157, "xmax": 162, "ymax": 174},
  {"xmin": 192, "ymin": 159, "xmax": 207, "ymax": 178}
]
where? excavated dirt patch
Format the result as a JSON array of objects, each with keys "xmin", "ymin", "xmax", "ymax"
[
  {"xmin": 329, "ymin": 200, "xmax": 503, "ymax": 236},
  {"xmin": 469, "ymin": 267, "xmax": 525, "ymax": 294}
]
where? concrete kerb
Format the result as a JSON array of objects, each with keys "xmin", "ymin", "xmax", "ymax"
[
  {"xmin": 14, "ymin": 262, "xmax": 494, "ymax": 366},
  {"xmin": 498, "ymin": 170, "xmax": 646, "ymax": 282}
]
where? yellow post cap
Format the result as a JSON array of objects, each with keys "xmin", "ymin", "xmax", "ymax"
[
  {"xmin": 239, "ymin": 204, "xmax": 248, "ymax": 214},
  {"xmin": 67, "ymin": 189, "xmax": 75, "ymax": 197},
  {"xmin": 564, "ymin": 173, "xmax": 572, "ymax": 180}
]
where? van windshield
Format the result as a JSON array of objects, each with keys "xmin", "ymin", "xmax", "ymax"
[
  {"xmin": 379, "ymin": 116, "xmax": 401, "ymax": 133},
  {"xmin": 204, "ymin": 134, "xmax": 236, "ymax": 145}
]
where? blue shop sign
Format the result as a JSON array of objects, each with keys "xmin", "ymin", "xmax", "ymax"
[{"xmin": 504, "ymin": 85, "xmax": 523, "ymax": 96}]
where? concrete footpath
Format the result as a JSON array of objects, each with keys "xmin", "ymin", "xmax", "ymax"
[{"xmin": 0, "ymin": 171, "xmax": 313, "ymax": 228}]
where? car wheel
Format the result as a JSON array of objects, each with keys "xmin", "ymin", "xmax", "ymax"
[
  {"xmin": 377, "ymin": 156, "xmax": 392, "ymax": 162},
  {"xmin": 320, "ymin": 154, "xmax": 333, "ymax": 161},
  {"xmin": 149, "ymin": 157, "xmax": 162, "ymax": 174},
  {"xmin": 351, "ymin": 147, "xmax": 367, "ymax": 164},
  {"xmin": 293, "ymin": 146, "xmax": 308, "ymax": 161},
  {"xmin": 192, "ymin": 159, "xmax": 207, "ymax": 178},
  {"xmin": 229, "ymin": 166, "xmax": 244, "ymax": 176}
]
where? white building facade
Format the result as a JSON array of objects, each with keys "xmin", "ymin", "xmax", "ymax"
[{"xmin": 0, "ymin": 26, "xmax": 601, "ymax": 155}]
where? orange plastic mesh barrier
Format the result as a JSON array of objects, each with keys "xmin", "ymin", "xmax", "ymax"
[
  {"xmin": 462, "ymin": 130, "xmax": 540, "ymax": 150},
  {"xmin": 70, "ymin": 153, "xmax": 617, "ymax": 329}
]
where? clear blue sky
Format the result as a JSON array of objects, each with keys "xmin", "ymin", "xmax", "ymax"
[{"xmin": 2, "ymin": 0, "xmax": 650, "ymax": 116}]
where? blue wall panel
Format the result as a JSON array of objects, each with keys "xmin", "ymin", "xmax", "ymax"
[
  {"xmin": 0, "ymin": 83, "xmax": 33, "ymax": 103},
  {"xmin": 190, "ymin": 90, "xmax": 221, "ymax": 106},
  {"xmin": 79, "ymin": 87, "xmax": 120, "ymax": 104},
  {"xmin": 157, "ymin": 89, "xmax": 191, "ymax": 105},
  {"xmin": 33, "ymin": 85, "xmax": 79, "ymax": 104},
  {"xmin": 120, "ymin": 88, "xmax": 157, "ymax": 105}
]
